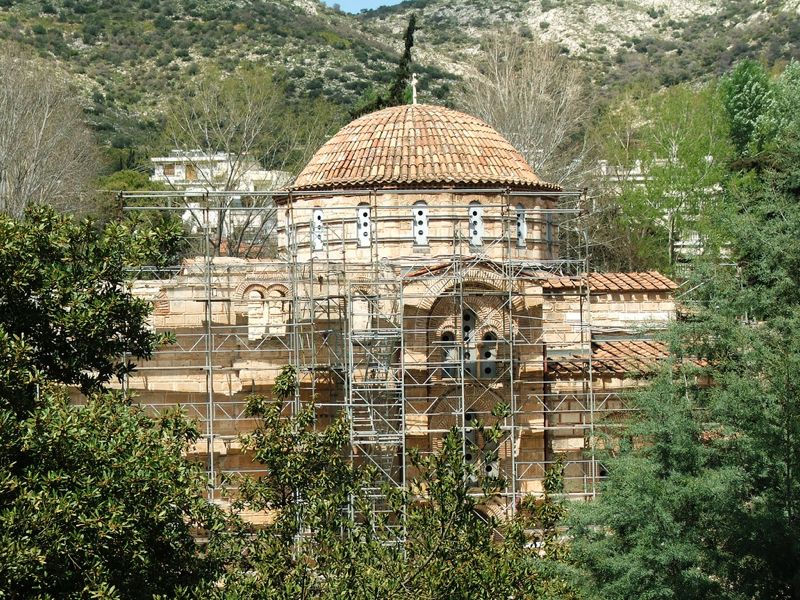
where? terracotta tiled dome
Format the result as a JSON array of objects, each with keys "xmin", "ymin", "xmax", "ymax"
[{"xmin": 291, "ymin": 103, "xmax": 560, "ymax": 192}]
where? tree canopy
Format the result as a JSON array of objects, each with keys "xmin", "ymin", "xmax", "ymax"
[
  {"xmin": 587, "ymin": 82, "xmax": 732, "ymax": 273},
  {"xmin": 568, "ymin": 59, "xmax": 800, "ymax": 600},
  {"xmin": 0, "ymin": 206, "xmax": 228, "ymax": 598}
]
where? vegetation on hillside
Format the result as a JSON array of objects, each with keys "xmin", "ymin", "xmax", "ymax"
[
  {"xmin": 362, "ymin": 0, "xmax": 800, "ymax": 94},
  {"xmin": 0, "ymin": 0, "xmax": 454, "ymax": 156},
  {"xmin": 5, "ymin": 0, "xmax": 797, "ymax": 178}
]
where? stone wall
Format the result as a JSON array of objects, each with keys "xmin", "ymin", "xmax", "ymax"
[{"xmin": 278, "ymin": 191, "xmax": 559, "ymax": 263}]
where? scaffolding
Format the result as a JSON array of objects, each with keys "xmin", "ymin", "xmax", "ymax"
[{"xmin": 120, "ymin": 187, "xmax": 632, "ymax": 524}]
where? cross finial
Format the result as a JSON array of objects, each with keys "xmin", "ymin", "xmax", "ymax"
[{"xmin": 411, "ymin": 72, "xmax": 418, "ymax": 105}]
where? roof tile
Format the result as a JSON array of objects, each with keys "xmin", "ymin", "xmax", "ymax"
[
  {"xmin": 548, "ymin": 340, "xmax": 679, "ymax": 375},
  {"xmin": 291, "ymin": 104, "xmax": 560, "ymax": 192},
  {"xmin": 541, "ymin": 272, "xmax": 678, "ymax": 293}
]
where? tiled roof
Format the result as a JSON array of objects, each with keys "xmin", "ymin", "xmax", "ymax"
[
  {"xmin": 542, "ymin": 272, "xmax": 678, "ymax": 293},
  {"xmin": 548, "ymin": 340, "xmax": 670, "ymax": 375},
  {"xmin": 588, "ymin": 272, "xmax": 678, "ymax": 292},
  {"xmin": 290, "ymin": 104, "xmax": 560, "ymax": 192},
  {"xmin": 548, "ymin": 340, "xmax": 704, "ymax": 376}
]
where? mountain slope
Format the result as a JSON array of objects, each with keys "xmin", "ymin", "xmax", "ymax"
[
  {"xmin": 0, "ymin": 0, "xmax": 455, "ymax": 148},
  {"xmin": 359, "ymin": 0, "xmax": 800, "ymax": 90},
  {"xmin": 1, "ymin": 0, "xmax": 799, "ymax": 155}
]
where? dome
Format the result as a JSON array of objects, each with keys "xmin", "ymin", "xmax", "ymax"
[{"xmin": 291, "ymin": 104, "xmax": 560, "ymax": 192}]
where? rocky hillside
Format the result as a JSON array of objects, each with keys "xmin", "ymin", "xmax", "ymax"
[
  {"xmin": 1, "ymin": 0, "xmax": 798, "ymax": 152},
  {"xmin": 360, "ymin": 0, "xmax": 800, "ymax": 89},
  {"xmin": 0, "ymin": 0, "xmax": 455, "ymax": 148}
]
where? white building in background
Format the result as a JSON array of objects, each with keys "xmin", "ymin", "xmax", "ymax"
[
  {"xmin": 595, "ymin": 158, "xmax": 711, "ymax": 263},
  {"xmin": 150, "ymin": 150, "xmax": 292, "ymax": 239},
  {"xmin": 150, "ymin": 150, "xmax": 292, "ymax": 192}
]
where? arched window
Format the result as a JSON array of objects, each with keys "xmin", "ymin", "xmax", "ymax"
[
  {"xmin": 462, "ymin": 308, "xmax": 477, "ymax": 377},
  {"xmin": 441, "ymin": 331, "xmax": 457, "ymax": 378},
  {"xmin": 356, "ymin": 203, "xmax": 371, "ymax": 248},
  {"xmin": 480, "ymin": 332, "xmax": 497, "ymax": 379},
  {"xmin": 412, "ymin": 201, "xmax": 429, "ymax": 246},
  {"xmin": 468, "ymin": 201, "xmax": 483, "ymax": 246},
  {"xmin": 312, "ymin": 208, "xmax": 324, "ymax": 252},
  {"xmin": 266, "ymin": 287, "xmax": 288, "ymax": 337},
  {"xmin": 247, "ymin": 289, "xmax": 266, "ymax": 341},
  {"xmin": 515, "ymin": 204, "xmax": 527, "ymax": 248}
]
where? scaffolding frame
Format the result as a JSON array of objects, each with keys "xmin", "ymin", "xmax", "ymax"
[{"xmin": 120, "ymin": 187, "xmax": 624, "ymax": 527}]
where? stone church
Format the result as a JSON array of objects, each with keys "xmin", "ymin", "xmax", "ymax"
[{"xmin": 125, "ymin": 103, "xmax": 677, "ymax": 517}]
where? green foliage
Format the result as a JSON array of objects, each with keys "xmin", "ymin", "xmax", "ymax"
[
  {"xmin": 721, "ymin": 59, "xmax": 774, "ymax": 155},
  {"xmin": 396, "ymin": 432, "xmax": 577, "ymax": 600},
  {"xmin": 350, "ymin": 85, "xmax": 384, "ymax": 118},
  {"xmin": 753, "ymin": 60, "xmax": 800, "ymax": 152},
  {"xmin": 569, "ymin": 360, "xmax": 730, "ymax": 599},
  {"xmin": 0, "ymin": 1, "xmax": 457, "ymax": 154},
  {"xmin": 0, "ymin": 388, "xmax": 227, "ymax": 599},
  {"xmin": 388, "ymin": 13, "xmax": 416, "ymax": 106},
  {"xmin": 520, "ymin": 458, "xmax": 568, "ymax": 562},
  {"xmin": 570, "ymin": 287, "xmax": 800, "ymax": 598},
  {"xmin": 570, "ymin": 61, "xmax": 800, "ymax": 599},
  {"xmin": 199, "ymin": 373, "xmax": 577, "ymax": 599},
  {"xmin": 97, "ymin": 170, "xmax": 163, "ymax": 193},
  {"xmin": 590, "ymin": 82, "xmax": 732, "ymax": 273},
  {"xmin": 0, "ymin": 205, "xmax": 229, "ymax": 598},
  {"xmin": 0, "ymin": 206, "xmax": 183, "ymax": 410}
]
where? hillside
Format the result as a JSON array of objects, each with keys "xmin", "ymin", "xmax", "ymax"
[
  {"xmin": 359, "ymin": 0, "xmax": 800, "ymax": 89},
  {"xmin": 0, "ymin": 0, "xmax": 456, "ymax": 149},
  {"xmin": 1, "ymin": 0, "xmax": 799, "ymax": 157}
]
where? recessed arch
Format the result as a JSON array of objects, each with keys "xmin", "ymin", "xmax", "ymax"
[
  {"xmin": 428, "ymin": 386, "xmax": 511, "ymax": 461},
  {"xmin": 232, "ymin": 280, "xmax": 290, "ymax": 303},
  {"xmin": 409, "ymin": 266, "xmax": 526, "ymax": 313}
]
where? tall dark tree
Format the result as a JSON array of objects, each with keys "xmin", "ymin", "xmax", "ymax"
[
  {"xmin": 388, "ymin": 13, "xmax": 417, "ymax": 106},
  {"xmin": 351, "ymin": 14, "xmax": 418, "ymax": 117}
]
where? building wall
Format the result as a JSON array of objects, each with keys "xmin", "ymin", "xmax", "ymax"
[
  {"xmin": 279, "ymin": 191, "xmax": 558, "ymax": 263},
  {"xmin": 543, "ymin": 289, "xmax": 675, "ymax": 350},
  {"xmin": 120, "ymin": 191, "xmax": 676, "ymax": 512}
]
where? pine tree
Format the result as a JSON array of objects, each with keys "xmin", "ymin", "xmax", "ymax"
[{"xmin": 351, "ymin": 14, "xmax": 417, "ymax": 118}]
